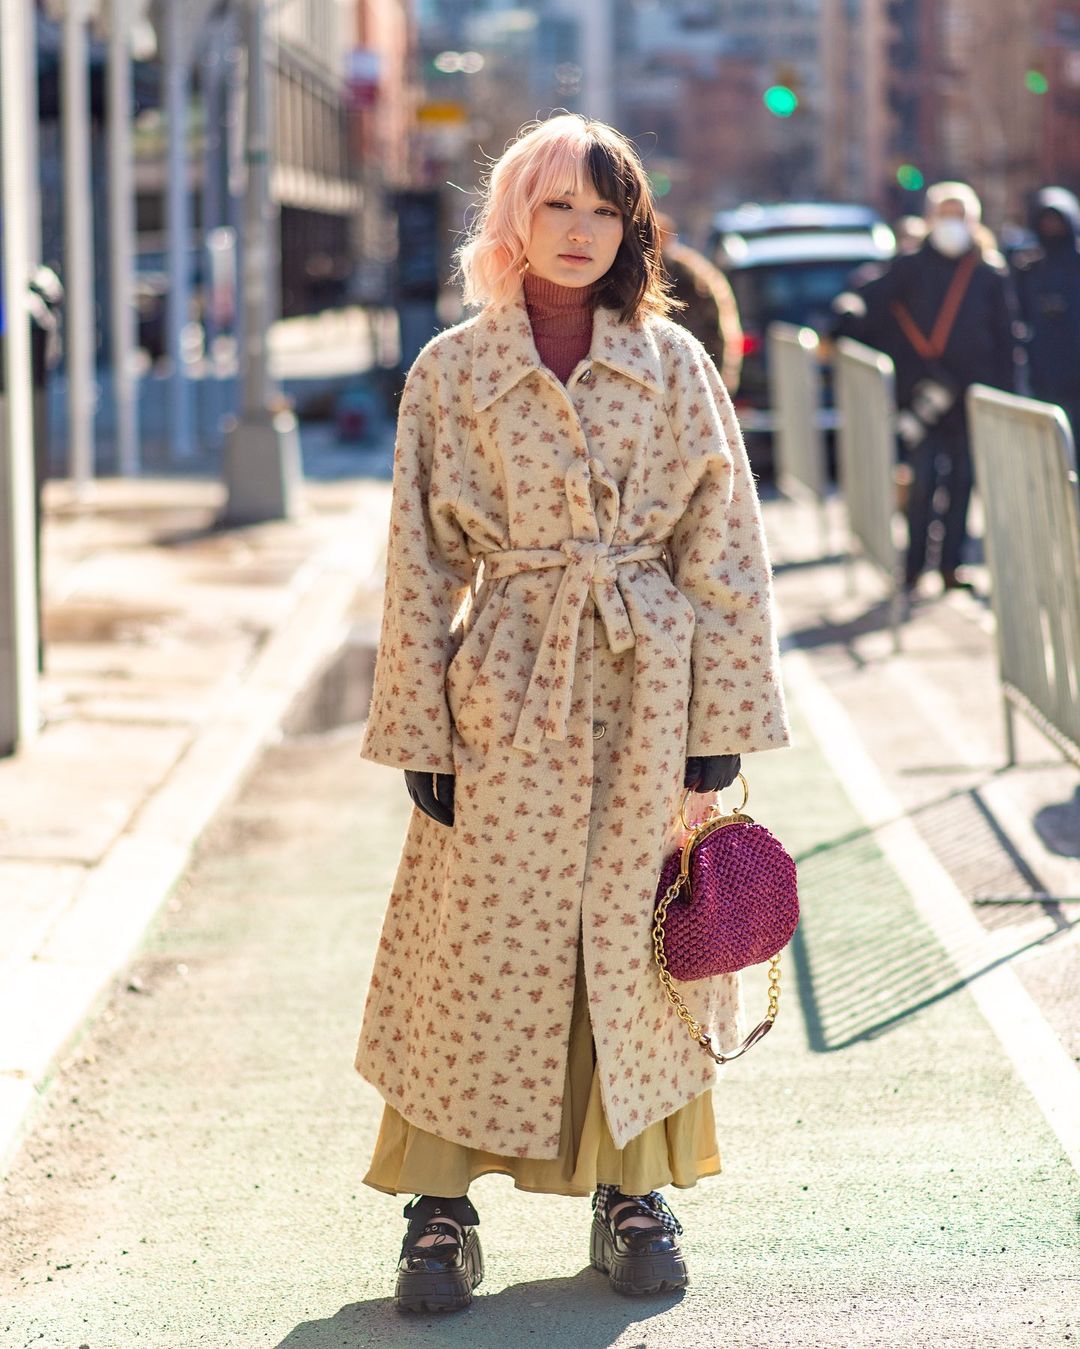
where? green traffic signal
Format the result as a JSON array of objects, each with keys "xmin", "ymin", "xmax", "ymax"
[{"xmin": 763, "ymin": 85, "xmax": 799, "ymax": 118}]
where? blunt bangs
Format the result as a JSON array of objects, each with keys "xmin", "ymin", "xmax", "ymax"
[{"xmin": 456, "ymin": 114, "xmax": 673, "ymax": 324}]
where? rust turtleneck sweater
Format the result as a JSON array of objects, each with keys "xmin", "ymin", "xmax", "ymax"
[{"xmin": 523, "ymin": 271, "xmax": 596, "ymax": 385}]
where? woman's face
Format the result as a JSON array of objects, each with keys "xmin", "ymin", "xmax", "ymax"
[{"xmin": 524, "ymin": 183, "xmax": 625, "ymax": 288}]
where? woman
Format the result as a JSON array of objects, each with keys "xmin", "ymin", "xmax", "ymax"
[{"xmin": 356, "ymin": 114, "xmax": 789, "ymax": 1312}]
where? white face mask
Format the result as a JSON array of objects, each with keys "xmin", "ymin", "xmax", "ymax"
[{"xmin": 930, "ymin": 219, "xmax": 973, "ymax": 257}]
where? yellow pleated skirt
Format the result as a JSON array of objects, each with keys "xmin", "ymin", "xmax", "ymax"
[{"xmin": 363, "ymin": 940, "xmax": 721, "ymax": 1199}]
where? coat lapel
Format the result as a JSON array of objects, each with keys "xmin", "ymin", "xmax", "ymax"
[
  {"xmin": 471, "ymin": 287, "xmax": 666, "ymax": 412},
  {"xmin": 589, "ymin": 301, "xmax": 665, "ymax": 396},
  {"xmin": 471, "ymin": 293, "xmax": 543, "ymax": 412}
]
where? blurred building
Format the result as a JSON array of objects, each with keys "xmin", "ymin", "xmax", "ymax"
[
  {"xmin": 616, "ymin": 3, "xmax": 771, "ymax": 235},
  {"xmin": 821, "ymin": 0, "xmax": 890, "ymax": 210},
  {"xmin": 124, "ymin": 1, "xmax": 360, "ymax": 322},
  {"xmin": 269, "ymin": 0, "xmax": 361, "ymax": 314},
  {"xmin": 877, "ymin": 0, "xmax": 1080, "ymax": 227},
  {"xmin": 618, "ymin": 0, "xmax": 827, "ymax": 219},
  {"xmin": 708, "ymin": 0, "xmax": 824, "ymax": 199},
  {"xmin": 1039, "ymin": 1, "xmax": 1080, "ymax": 191},
  {"xmin": 936, "ymin": 0, "xmax": 1042, "ymax": 226},
  {"xmin": 350, "ymin": 0, "xmax": 420, "ymax": 303}
]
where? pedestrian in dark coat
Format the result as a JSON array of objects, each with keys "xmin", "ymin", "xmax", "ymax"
[
  {"xmin": 833, "ymin": 182, "xmax": 1016, "ymax": 592},
  {"xmin": 1015, "ymin": 187, "xmax": 1080, "ymax": 438},
  {"xmin": 656, "ymin": 212, "xmax": 744, "ymax": 393}
]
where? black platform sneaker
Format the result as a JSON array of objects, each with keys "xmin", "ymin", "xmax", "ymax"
[
  {"xmin": 395, "ymin": 1194, "xmax": 483, "ymax": 1314},
  {"xmin": 589, "ymin": 1185, "xmax": 689, "ymax": 1296}
]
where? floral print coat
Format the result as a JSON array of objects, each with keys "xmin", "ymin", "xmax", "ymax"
[{"xmin": 356, "ymin": 289, "xmax": 789, "ymax": 1157}]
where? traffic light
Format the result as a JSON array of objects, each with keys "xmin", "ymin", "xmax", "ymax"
[
  {"xmin": 765, "ymin": 64, "xmax": 801, "ymax": 118},
  {"xmin": 764, "ymin": 85, "xmax": 799, "ymax": 118}
]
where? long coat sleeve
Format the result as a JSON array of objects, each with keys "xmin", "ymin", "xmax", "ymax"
[
  {"xmin": 360, "ymin": 353, "xmax": 474, "ymax": 774},
  {"xmin": 667, "ymin": 338, "xmax": 787, "ymax": 756}
]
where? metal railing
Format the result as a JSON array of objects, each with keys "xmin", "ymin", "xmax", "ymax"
[
  {"xmin": 767, "ymin": 322, "xmax": 830, "ymax": 555},
  {"xmin": 834, "ymin": 337, "xmax": 902, "ymax": 650},
  {"xmin": 967, "ymin": 386, "xmax": 1080, "ymax": 768}
]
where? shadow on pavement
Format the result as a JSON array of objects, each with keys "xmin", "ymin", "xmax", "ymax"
[
  {"xmin": 276, "ymin": 1269, "xmax": 683, "ymax": 1348},
  {"xmin": 792, "ymin": 908, "xmax": 1080, "ymax": 1054},
  {"xmin": 781, "ymin": 597, "xmax": 899, "ymax": 664},
  {"xmin": 791, "ymin": 784, "xmax": 1080, "ymax": 1052},
  {"xmin": 771, "ymin": 551, "xmax": 849, "ymax": 575},
  {"xmin": 1034, "ymin": 787, "xmax": 1080, "ymax": 858}
]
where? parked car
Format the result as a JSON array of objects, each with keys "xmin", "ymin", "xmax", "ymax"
[
  {"xmin": 708, "ymin": 202, "xmax": 891, "ymax": 264},
  {"xmin": 718, "ymin": 228, "xmax": 896, "ymax": 477}
]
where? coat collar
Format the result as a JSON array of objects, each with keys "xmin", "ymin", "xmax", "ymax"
[{"xmin": 471, "ymin": 287, "xmax": 665, "ymax": 412}]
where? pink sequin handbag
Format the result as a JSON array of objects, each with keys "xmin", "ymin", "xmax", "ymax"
[{"xmin": 652, "ymin": 774, "xmax": 799, "ymax": 1064}]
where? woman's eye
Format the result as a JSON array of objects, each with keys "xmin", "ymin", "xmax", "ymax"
[
  {"xmin": 546, "ymin": 200, "xmax": 570, "ymax": 210},
  {"xmin": 597, "ymin": 208, "xmax": 619, "ymax": 217}
]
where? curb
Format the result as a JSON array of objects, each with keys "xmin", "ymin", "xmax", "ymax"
[{"xmin": 0, "ymin": 492, "xmax": 389, "ymax": 1171}]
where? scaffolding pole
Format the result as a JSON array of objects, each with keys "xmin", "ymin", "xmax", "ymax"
[
  {"xmin": 0, "ymin": 0, "xmax": 40, "ymax": 752},
  {"xmin": 62, "ymin": 0, "xmax": 97, "ymax": 490},
  {"xmin": 223, "ymin": 0, "xmax": 300, "ymax": 525},
  {"xmin": 108, "ymin": 0, "xmax": 140, "ymax": 475},
  {"xmin": 163, "ymin": 0, "xmax": 195, "ymax": 460}
]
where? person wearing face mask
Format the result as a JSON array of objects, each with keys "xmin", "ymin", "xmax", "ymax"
[
  {"xmin": 833, "ymin": 182, "xmax": 1016, "ymax": 595},
  {"xmin": 1014, "ymin": 187, "xmax": 1080, "ymax": 439}
]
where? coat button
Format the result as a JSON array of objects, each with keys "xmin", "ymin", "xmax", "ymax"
[
  {"xmin": 592, "ymin": 720, "xmax": 606, "ymax": 740},
  {"xmin": 579, "ymin": 367, "xmax": 593, "ymax": 383}
]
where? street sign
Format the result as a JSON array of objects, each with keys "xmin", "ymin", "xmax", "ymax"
[
  {"xmin": 417, "ymin": 101, "xmax": 467, "ymax": 125},
  {"xmin": 346, "ymin": 47, "xmax": 379, "ymax": 110}
]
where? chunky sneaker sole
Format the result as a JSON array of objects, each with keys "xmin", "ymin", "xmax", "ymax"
[
  {"xmin": 394, "ymin": 1228, "xmax": 484, "ymax": 1313},
  {"xmin": 589, "ymin": 1216, "xmax": 689, "ymax": 1296}
]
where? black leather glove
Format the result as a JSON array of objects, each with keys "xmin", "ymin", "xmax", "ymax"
[
  {"xmin": 404, "ymin": 770, "xmax": 455, "ymax": 827},
  {"xmin": 684, "ymin": 754, "xmax": 742, "ymax": 793}
]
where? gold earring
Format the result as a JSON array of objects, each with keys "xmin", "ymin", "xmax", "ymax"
[{"xmin": 521, "ymin": 259, "xmax": 530, "ymax": 273}]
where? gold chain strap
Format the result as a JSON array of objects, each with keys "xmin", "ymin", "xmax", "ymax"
[{"xmin": 652, "ymin": 777, "xmax": 782, "ymax": 1065}]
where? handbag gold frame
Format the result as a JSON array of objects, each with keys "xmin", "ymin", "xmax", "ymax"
[{"xmin": 653, "ymin": 774, "xmax": 782, "ymax": 1065}]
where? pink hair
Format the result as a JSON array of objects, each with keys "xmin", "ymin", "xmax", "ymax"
[{"xmin": 456, "ymin": 115, "xmax": 618, "ymax": 310}]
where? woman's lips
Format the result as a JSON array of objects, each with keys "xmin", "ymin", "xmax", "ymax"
[{"xmin": 559, "ymin": 253, "xmax": 592, "ymax": 263}]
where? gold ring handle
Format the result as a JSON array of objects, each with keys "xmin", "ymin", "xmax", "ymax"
[{"xmin": 679, "ymin": 771, "xmax": 750, "ymax": 831}]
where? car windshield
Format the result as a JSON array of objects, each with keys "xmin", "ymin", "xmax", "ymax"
[{"xmin": 730, "ymin": 261, "xmax": 868, "ymax": 334}]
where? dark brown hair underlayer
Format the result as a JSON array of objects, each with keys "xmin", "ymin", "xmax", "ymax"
[{"xmin": 581, "ymin": 127, "xmax": 677, "ymax": 324}]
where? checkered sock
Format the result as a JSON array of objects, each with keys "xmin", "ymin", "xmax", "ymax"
[{"xmin": 592, "ymin": 1184, "xmax": 683, "ymax": 1236}]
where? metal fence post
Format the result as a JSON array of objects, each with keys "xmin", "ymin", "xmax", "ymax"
[
  {"xmin": 967, "ymin": 385, "xmax": 1080, "ymax": 768},
  {"xmin": 767, "ymin": 322, "xmax": 830, "ymax": 557},
  {"xmin": 834, "ymin": 337, "xmax": 902, "ymax": 651}
]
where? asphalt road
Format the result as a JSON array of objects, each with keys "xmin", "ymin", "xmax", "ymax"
[{"xmin": 1, "ymin": 633, "xmax": 1078, "ymax": 1348}]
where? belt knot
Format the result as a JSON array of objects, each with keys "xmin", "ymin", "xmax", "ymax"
[{"xmin": 499, "ymin": 536, "xmax": 665, "ymax": 754}]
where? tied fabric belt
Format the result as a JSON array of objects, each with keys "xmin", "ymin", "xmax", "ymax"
[{"xmin": 482, "ymin": 536, "xmax": 665, "ymax": 754}]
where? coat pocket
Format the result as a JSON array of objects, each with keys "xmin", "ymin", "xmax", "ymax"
[{"xmin": 445, "ymin": 594, "xmax": 506, "ymax": 729}]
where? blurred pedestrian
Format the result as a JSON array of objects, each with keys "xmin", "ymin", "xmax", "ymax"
[
  {"xmin": 356, "ymin": 113, "xmax": 789, "ymax": 1312},
  {"xmin": 656, "ymin": 211, "xmax": 744, "ymax": 392},
  {"xmin": 894, "ymin": 215, "xmax": 928, "ymax": 255},
  {"xmin": 1014, "ymin": 187, "xmax": 1080, "ymax": 438},
  {"xmin": 833, "ymin": 182, "xmax": 1015, "ymax": 594}
]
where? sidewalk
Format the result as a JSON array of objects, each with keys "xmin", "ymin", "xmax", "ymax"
[
  {"xmin": 0, "ymin": 485, "xmax": 1076, "ymax": 1347},
  {"xmin": 0, "ymin": 472, "xmax": 392, "ymax": 1167}
]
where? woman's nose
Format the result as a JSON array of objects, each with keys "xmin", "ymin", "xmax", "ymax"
[{"xmin": 568, "ymin": 214, "xmax": 593, "ymax": 242}]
